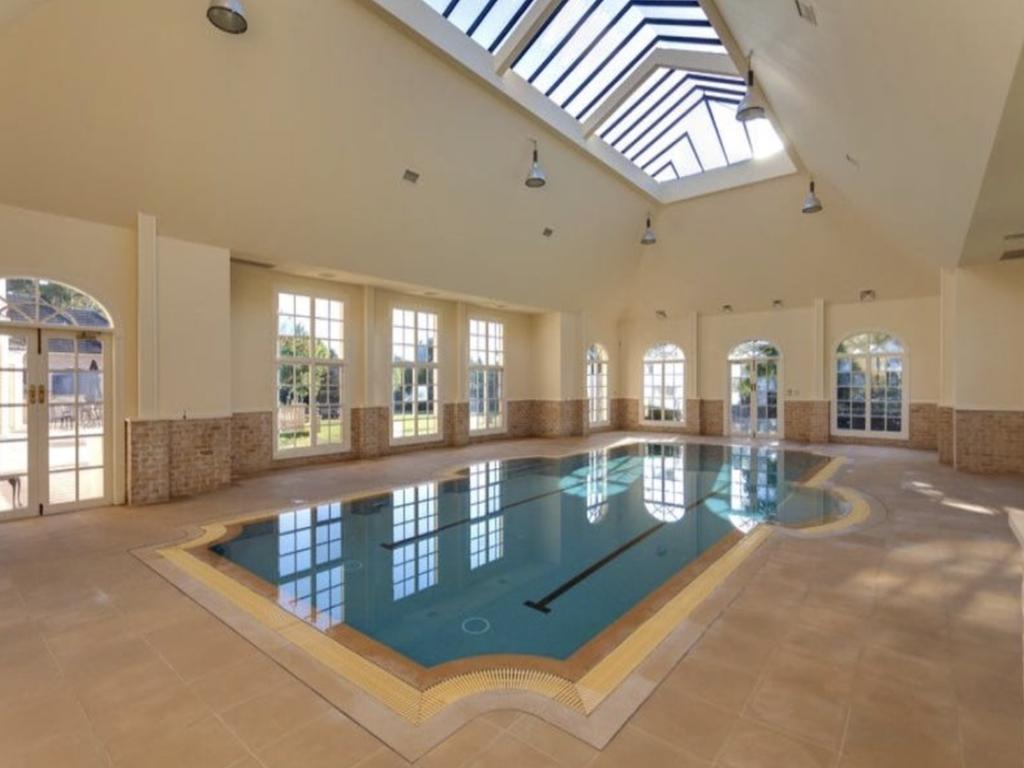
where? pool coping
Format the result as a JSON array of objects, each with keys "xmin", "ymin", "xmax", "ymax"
[{"xmin": 135, "ymin": 440, "xmax": 869, "ymax": 760}]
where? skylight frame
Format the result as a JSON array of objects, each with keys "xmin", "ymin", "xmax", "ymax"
[{"xmin": 368, "ymin": 0, "xmax": 797, "ymax": 203}]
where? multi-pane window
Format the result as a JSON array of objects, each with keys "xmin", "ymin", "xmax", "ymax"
[
  {"xmin": 469, "ymin": 319, "xmax": 504, "ymax": 433},
  {"xmin": 392, "ymin": 484, "xmax": 439, "ymax": 600},
  {"xmin": 392, "ymin": 309, "xmax": 439, "ymax": 440},
  {"xmin": 276, "ymin": 503, "xmax": 345, "ymax": 630},
  {"xmin": 276, "ymin": 293, "xmax": 344, "ymax": 454},
  {"xmin": 586, "ymin": 344, "xmax": 609, "ymax": 427},
  {"xmin": 468, "ymin": 462, "xmax": 503, "ymax": 569},
  {"xmin": 642, "ymin": 444, "xmax": 686, "ymax": 522},
  {"xmin": 643, "ymin": 343, "xmax": 685, "ymax": 423},
  {"xmin": 835, "ymin": 332, "xmax": 906, "ymax": 436}
]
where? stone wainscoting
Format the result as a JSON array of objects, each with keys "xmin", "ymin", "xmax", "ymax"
[
  {"xmin": 699, "ymin": 400, "xmax": 724, "ymax": 437},
  {"xmin": 937, "ymin": 406, "xmax": 954, "ymax": 466},
  {"xmin": 785, "ymin": 401, "xmax": 830, "ymax": 444},
  {"xmin": 127, "ymin": 418, "xmax": 232, "ymax": 505},
  {"xmin": 952, "ymin": 409, "xmax": 1024, "ymax": 474}
]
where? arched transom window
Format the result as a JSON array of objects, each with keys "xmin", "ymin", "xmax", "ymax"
[
  {"xmin": 728, "ymin": 340, "xmax": 780, "ymax": 360},
  {"xmin": 643, "ymin": 343, "xmax": 685, "ymax": 423},
  {"xmin": 586, "ymin": 344, "xmax": 609, "ymax": 427},
  {"xmin": 835, "ymin": 332, "xmax": 906, "ymax": 436},
  {"xmin": 0, "ymin": 278, "xmax": 112, "ymax": 328}
]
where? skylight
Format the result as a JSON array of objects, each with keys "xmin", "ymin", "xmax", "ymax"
[{"xmin": 404, "ymin": 0, "xmax": 790, "ymax": 193}]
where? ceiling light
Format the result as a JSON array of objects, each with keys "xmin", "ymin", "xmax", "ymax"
[
  {"xmin": 525, "ymin": 139, "xmax": 546, "ymax": 188},
  {"xmin": 722, "ymin": 304, "xmax": 734, "ymax": 313},
  {"xmin": 736, "ymin": 52, "xmax": 767, "ymax": 122},
  {"xmin": 802, "ymin": 179, "xmax": 823, "ymax": 214},
  {"xmin": 207, "ymin": 0, "xmax": 248, "ymax": 34},
  {"xmin": 542, "ymin": 227, "xmax": 554, "ymax": 237},
  {"xmin": 641, "ymin": 215, "xmax": 656, "ymax": 246}
]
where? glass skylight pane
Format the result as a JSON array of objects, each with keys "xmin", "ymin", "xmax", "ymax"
[
  {"xmin": 513, "ymin": 0, "xmax": 605, "ymax": 82},
  {"xmin": 608, "ymin": 74, "xmax": 699, "ymax": 151},
  {"xmin": 470, "ymin": 0, "xmax": 536, "ymax": 50},
  {"xmin": 748, "ymin": 118, "xmax": 785, "ymax": 159},
  {"xmin": 624, "ymin": 88, "xmax": 703, "ymax": 161},
  {"xmin": 709, "ymin": 99, "xmax": 752, "ymax": 164},
  {"xmin": 600, "ymin": 68, "xmax": 683, "ymax": 144}
]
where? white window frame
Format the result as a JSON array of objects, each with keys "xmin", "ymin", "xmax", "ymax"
[
  {"xmin": 391, "ymin": 307, "xmax": 442, "ymax": 445},
  {"xmin": 274, "ymin": 291, "xmax": 348, "ymax": 459},
  {"xmin": 586, "ymin": 343, "xmax": 610, "ymax": 427},
  {"xmin": 831, "ymin": 330, "xmax": 909, "ymax": 441},
  {"xmin": 641, "ymin": 343, "xmax": 686, "ymax": 425},
  {"xmin": 468, "ymin": 318, "xmax": 505, "ymax": 435}
]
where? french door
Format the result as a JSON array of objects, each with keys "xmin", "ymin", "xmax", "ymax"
[
  {"xmin": 0, "ymin": 328, "xmax": 111, "ymax": 520},
  {"xmin": 729, "ymin": 358, "xmax": 780, "ymax": 437}
]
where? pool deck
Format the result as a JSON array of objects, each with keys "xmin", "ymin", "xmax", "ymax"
[{"xmin": 1, "ymin": 432, "xmax": 1021, "ymax": 767}]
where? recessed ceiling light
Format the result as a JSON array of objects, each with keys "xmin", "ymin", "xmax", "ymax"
[
  {"xmin": 402, "ymin": 169, "xmax": 420, "ymax": 183},
  {"xmin": 722, "ymin": 304, "xmax": 733, "ymax": 313},
  {"xmin": 860, "ymin": 289, "xmax": 876, "ymax": 302},
  {"xmin": 542, "ymin": 227, "xmax": 554, "ymax": 237}
]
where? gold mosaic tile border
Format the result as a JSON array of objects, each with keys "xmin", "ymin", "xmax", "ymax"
[{"xmin": 155, "ymin": 450, "xmax": 849, "ymax": 725}]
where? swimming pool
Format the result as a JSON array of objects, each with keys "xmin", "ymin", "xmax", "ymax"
[{"xmin": 201, "ymin": 443, "xmax": 846, "ymax": 671}]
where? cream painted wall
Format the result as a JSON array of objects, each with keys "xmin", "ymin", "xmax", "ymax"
[
  {"xmin": 826, "ymin": 297, "xmax": 940, "ymax": 403},
  {"xmin": 155, "ymin": 237, "xmax": 231, "ymax": 419},
  {"xmin": 952, "ymin": 259, "xmax": 1024, "ymax": 411},
  {"xmin": 699, "ymin": 307, "xmax": 816, "ymax": 401}
]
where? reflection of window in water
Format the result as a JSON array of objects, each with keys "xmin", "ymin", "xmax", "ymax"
[
  {"xmin": 643, "ymin": 446, "xmax": 686, "ymax": 522},
  {"xmin": 469, "ymin": 462, "xmax": 503, "ymax": 569},
  {"xmin": 392, "ymin": 484, "xmax": 439, "ymax": 599},
  {"xmin": 586, "ymin": 450, "xmax": 609, "ymax": 523},
  {"xmin": 277, "ymin": 503, "xmax": 345, "ymax": 629},
  {"xmin": 729, "ymin": 448, "xmax": 779, "ymax": 518}
]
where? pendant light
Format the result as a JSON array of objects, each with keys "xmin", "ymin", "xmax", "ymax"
[
  {"xmin": 736, "ymin": 52, "xmax": 767, "ymax": 122},
  {"xmin": 207, "ymin": 0, "xmax": 248, "ymax": 34},
  {"xmin": 802, "ymin": 179, "xmax": 823, "ymax": 214},
  {"xmin": 641, "ymin": 215, "xmax": 657, "ymax": 246},
  {"xmin": 525, "ymin": 139, "xmax": 547, "ymax": 188}
]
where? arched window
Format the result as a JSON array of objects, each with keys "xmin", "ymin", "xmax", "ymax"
[
  {"xmin": 643, "ymin": 343, "xmax": 685, "ymax": 423},
  {"xmin": 835, "ymin": 332, "xmax": 906, "ymax": 436},
  {"xmin": 0, "ymin": 278, "xmax": 112, "ymax": 328},
  {"xmin": 643, "ymin": 445, "xmax": 685, "ymax": 522},
  {"xmin": 586, "ymin": 344, "xmax": 609, "ymax": 427}
]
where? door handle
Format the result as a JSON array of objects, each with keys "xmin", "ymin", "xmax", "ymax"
[
  {"xmin": 28, "ymin": 384, "xmax": 36, "ymax": 405},
  {"xmin": 38, "ymin": 385, "xmax": 46, "ymax": 405}
]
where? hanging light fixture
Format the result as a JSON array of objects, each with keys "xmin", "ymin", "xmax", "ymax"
[
  {"xmin": 641, "ymin": 215, "xmax": 657, "ymax": 246},
  {"xmin": 802, "ymin": 179, "xmax": 823, "ymax": 214},
  {"xmin": 525, "ymin": 139, "xmax": 547, "ymax": 188},
  {"xmin": 207, "ymin": 0, "xmax": 248, "ymax": 34},
  {"xmin": 736, "ymin": 52, "xmax": 767, "ymax": 122}
]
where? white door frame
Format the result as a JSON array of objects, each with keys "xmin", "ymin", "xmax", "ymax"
[{"xmin": 726, "ymin": 353, "xmax": 784, "ymax": 439}]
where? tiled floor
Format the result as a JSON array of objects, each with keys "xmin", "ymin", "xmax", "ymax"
[{"xmin": 1, "ymin": 433, "xmax": 1022, "ymax": 768}]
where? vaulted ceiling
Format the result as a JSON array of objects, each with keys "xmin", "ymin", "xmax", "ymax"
[{"xmin": 0, "ymin": 0, "xmax": 1020, "ymax": 315}]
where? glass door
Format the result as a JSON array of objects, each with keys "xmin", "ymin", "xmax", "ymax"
[
  {"xmin": 729, "ymin": 345, "xmax": 781, "ymax": 438},
  {"xmin": 0, "ymin": 330, "xmax": 33, "ymax": 519},
  {"xmin": 43, "ymin": 332, "xmax": 109, "ymax": 512}
]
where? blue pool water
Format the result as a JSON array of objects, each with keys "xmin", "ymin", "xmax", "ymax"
[{"xmin": 211, "ymin": 443, "xmax": 845, "ymax": 667}]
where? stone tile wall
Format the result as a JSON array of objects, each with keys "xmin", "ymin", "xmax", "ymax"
[
  {"xmin": 126, "ymin": 420, "xmax": 170, "ymax": 505},
  {"xmin": 954, "ymin": 409, "xmax": 1024, "ymax": 474},
  {"xmin": 231, "ymin": 411, "xmax": 273, "ymax": 476},
  {"xmin": 937, "ymin": 406, "xmax": 954, "ymax": 466},
  {"xmin": 785, "ymin": 401, "xmax": 830, "ymax": 444},
  {"xmin": 700, "ymin": 400, "xmax": 724, "ymax": 437}
]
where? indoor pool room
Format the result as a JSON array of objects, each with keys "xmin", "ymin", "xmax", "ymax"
[{"xmin": 2, "ymin": 1, "xmax": 1023, "ymax": 767}]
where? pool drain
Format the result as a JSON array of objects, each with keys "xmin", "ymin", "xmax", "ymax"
[{"xmin": 461, "ymin": 617, "xmax": 491, "ymax": 635}]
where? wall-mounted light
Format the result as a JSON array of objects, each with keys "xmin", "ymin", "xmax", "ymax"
[
  {"xmin": 860, "ymin": 290, "xmax": 876, "ymax": 302},
  {"xmin": 722, "ymin": 304, "xmax": 733, "ymax": 313},
  {"xmin": 802, "ymin": 179, "xmax": 823, "ymax": 214},
  {"xmin": 207, "ymin": 0, "xmax": 248, "ymax": 34},
  {"xmin": 641, "ymin": 215, "xmax": 656, "ymax": 246},
  {"xmin": 772, "ymin": 299, "xmax": 784, "ymax": 309},
  {"xmin": 736, "ymin": 52, "xmax": 767, "ymax": 122},
  {"xmin": 525, "ymin": 139, "xmax": 547, "ymax": 188}
]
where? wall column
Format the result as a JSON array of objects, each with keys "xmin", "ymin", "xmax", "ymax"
[{"xmin": 136, "ymin": 212, "xmax": 159, "ymax": 419}]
